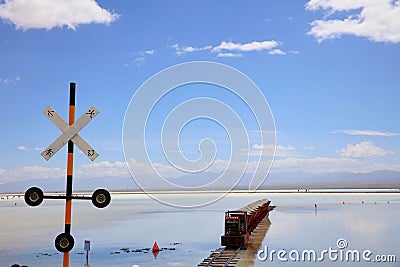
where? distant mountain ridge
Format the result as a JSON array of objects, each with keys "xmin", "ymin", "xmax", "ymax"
[{"xmin": 1, "ymin": 170, "xmax": 399, "ymax": 194}]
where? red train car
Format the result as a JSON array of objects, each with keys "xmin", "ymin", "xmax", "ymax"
[{"xmin": 221, "ymin": 199, "xmax": 274, "ymax": 247}]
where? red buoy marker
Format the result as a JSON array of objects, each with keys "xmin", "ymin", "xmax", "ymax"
[
  {"xmin": 152, "ymin": 242, "xmax": 160, "ymax": 259},
  {"xmin": 152, "ymin": 242, "xmax": 159, "ymax": 252}
]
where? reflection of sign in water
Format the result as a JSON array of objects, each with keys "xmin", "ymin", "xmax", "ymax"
[
  {"xmin": 84, "ymin": 240, "xmax": 91, "ymax": 251},
  {"xmin": 84, "ymin": 240, "xmax": 91, "ymax": 264}
]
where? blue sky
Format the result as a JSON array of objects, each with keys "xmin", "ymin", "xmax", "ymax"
[{"xmin": 0, "ymin": 0, "xmax": 399, "ymax": 189}]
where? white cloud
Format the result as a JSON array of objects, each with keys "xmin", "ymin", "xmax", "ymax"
[
  {"xmin": 0, "ymin": 75, "xmax": 21, "ymax": 84},
  {"xmin": 17, "ymin": 145, "xmax": 28, "ymax": 151},
  {"xmin": 250, "ymin": 144, "xmax": 295, "ymax": 157},
  {"xmin": 274, "ymin": 157, "xmax": 357, "ymax": 170},
  {"xmin": 212, "ymin": 40, "xmax": 279, "ymax": 52},
  {"xmin": 182, "ymin": 45, "xmax": 212, "ymax": 53},
  {"xmin": 253, "ymin": 144, "xmax": 295, "ymax": 151},
  {"xmin": 271, "ymin": 156, "xmax": 400, "ymax": 174},
  {"xmin": 77, "ymin": 159, "xmax": 191, "ymax": 179},
  {"xmin": 337, "ymin": 141, "xmax": 393, "ymax": 158},
  {"xmin": 134, "ymin": 57, "xmax": 146, "ymax": 65},
  {"xmin": 268, "ymin": 49, "xmax": 286, "ymax": 55},
  {"xmin": 132, "ymin": 158, "xmax": 241, "ymax": 179},
  {"xmin": 77, "ymin": 160, "xmax": 130, "ymax": 178},
  {"xmin": 171, "ymin": 44, "xmax": 212, "ymax": 55},
  {"xmin": 2, "ymin": 153, "xmax": 400, "ymax": 185},
  {"xmin": 144, "ymin": 50, "xmax": 155, "ymax": 55},
  {"xmin": 0, "ymin": 0, "xmax": 119, "ymax": 30},
  {"xmin": 133, "ymin": 50, "xmax": 156, "ymax": 66},
  {"xmin": 332, "ymin": 129, "xmax": 400, "ymax": 137},
  {"xmin": 171, "ymin": 40, "xmax": 294, "ymax": 58},
  {"xmin": 0, "ymin": 165, "xmax": 64, "ymax": 183},
  {"xmin": 306, "ymin": 0, "xmax": 400, "ymax": 43},
  {"xmin": 0, "ymin": 161, "xmax": 129, "ymax": 184},
  {"xmin": 217, "ymin": 52, "xmax": 243, "ymax": 58}
]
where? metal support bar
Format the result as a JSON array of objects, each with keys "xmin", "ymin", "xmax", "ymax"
[{"xmin": 43, "ymin": 195, "xmax": 92, "ymax": 200}]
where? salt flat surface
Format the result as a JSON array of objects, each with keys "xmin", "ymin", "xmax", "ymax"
[{"xmin": 0, "ymin": 192, "xmax": 399, "ymax": 266}]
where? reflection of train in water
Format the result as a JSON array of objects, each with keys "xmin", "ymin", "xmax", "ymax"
[{"xmin": 221, "ymin": 199, "xmax": 274, "ymax": 247}]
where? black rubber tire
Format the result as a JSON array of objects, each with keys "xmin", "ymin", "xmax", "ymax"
[
  {"xmin": 55, "ymin": 232, "xmax": 74, "ymax": 252},
  {"xmin": 24, "ymin": 187, "xmax": 44, "ymax": 207},
  {"xmin": 92, "ymin": 189, "xmax": 111, "ymax": 208}
]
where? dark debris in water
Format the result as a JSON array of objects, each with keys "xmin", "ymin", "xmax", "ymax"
[
  {"xmin": 110, "ymin": 242, "xmax": 181, "ymax": 255},
  {"xmin": 35, "ymin": 251, "xmax": 88, "ymax": 257},
  {"xmin": 35, "ymin": 252, "xmax": 60, "ymax": 257}
]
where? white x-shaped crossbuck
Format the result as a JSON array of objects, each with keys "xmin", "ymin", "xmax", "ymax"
[{"xmin": 41, "ymin": 106, "xmax": 99, "ymax": 161}]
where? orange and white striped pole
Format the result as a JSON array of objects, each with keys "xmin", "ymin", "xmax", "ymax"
[{"xmin": 63, "ymin": 82, "xmax": 76, "ymax": 267}]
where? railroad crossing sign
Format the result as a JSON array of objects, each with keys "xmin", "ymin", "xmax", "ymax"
[
  {"xmin": 41, "ymin": 105, "xmax": 99, "ymax": 161},
  {"xmin": 24, "ymin": 83, "xmax": 111, "ymax": 267}
]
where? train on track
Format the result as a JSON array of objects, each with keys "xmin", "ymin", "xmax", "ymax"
[{"xmin": 221, "ymin": 198, "xmax": 274, "ymax": 247}]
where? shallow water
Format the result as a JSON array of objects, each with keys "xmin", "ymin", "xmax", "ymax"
[{"xmin": 0, "ymin": 192, "xmax": 399, "ymax": 266}]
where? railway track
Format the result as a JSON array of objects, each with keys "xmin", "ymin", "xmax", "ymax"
[
  {"xmin": 198, "ymin": 199, "xmax": 274, "ymax": 266},
  {"xmin": 198, "ymin": 246, "xmax": 243, "ymax": 267}
]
